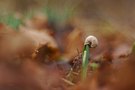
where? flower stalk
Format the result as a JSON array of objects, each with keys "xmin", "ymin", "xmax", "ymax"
[{"xmin": 81, "ymin": 35, "xmax": 98, "ymax": 80}]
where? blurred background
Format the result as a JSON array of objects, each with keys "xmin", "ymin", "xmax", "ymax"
[
  {"xmin": 0, "ymin": 0, "xmax": 135, "ymax": 38},
  {"xmin": 0, "ymin": 0, "xmax": 135, "ymax": 90},
  {"xmin": 0, "ymin": 0, "xmax": 135, "ymax": 40}
]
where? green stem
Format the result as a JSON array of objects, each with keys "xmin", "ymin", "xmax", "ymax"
[{"xmin": 81, "ymin": 44, "xmax": 90, "ymax": 80}]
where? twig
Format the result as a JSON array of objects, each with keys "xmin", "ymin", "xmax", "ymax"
[{"xmin": 61, "ymin": 78, "xmax": 75, "ymax": 86}]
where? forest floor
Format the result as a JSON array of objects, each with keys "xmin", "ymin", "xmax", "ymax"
[{"xmin": 0, "ymin": 12, "xmax": 134, "ymax": 90}]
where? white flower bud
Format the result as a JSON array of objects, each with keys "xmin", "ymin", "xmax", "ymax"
[{"xmin": 84, "ymin": 35, "xmax": 98, "ymax": 48}]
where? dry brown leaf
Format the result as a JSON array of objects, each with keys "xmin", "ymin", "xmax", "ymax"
[
  {"xmin": 0, "ymin": 26, "xmax": 59, "ymax": 63},
  {"xmin": 19, "ymin": 26, "xmax": 58, "ymax": 48}
]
